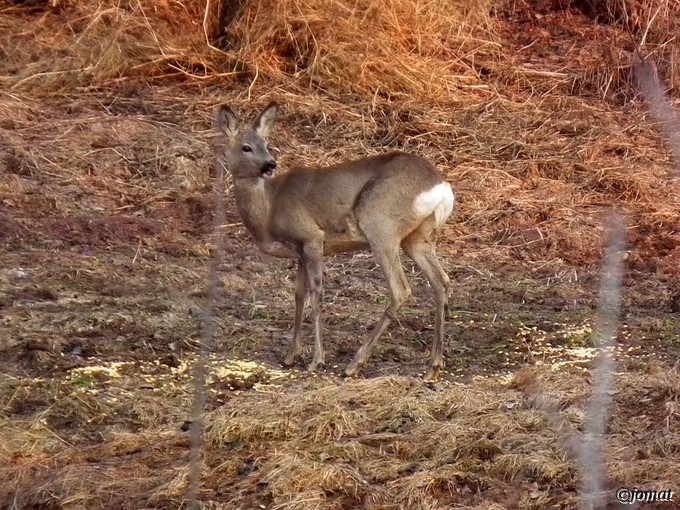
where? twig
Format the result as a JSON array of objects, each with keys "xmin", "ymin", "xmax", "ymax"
[
  {"xmin": 633, "ymin": 54, "xmax": 680, "ymax": 176},
  {"xmin": 187, "ymin": 134, "xmax": 227, "ymax": 510},
  {"xmin": 578, "ymin": 210, "xmax": 625, "ymax": 510},
  {"xmin": 639, "ymin": 1, "xmax": 664, "ymax": 48}
]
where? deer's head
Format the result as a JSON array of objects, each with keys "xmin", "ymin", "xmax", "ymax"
[{"xmin": 217, "ymin": 102, "xmax": 278, "ymax": 181}]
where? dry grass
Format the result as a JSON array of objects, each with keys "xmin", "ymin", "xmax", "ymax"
[
  {"xmin": 506, "ymin": 0, "xmax": 680, "ymax": 101},
  {"xmin": 222, "ymin": 0, "xmax": 499, "ymax": 102},
  {"xmin": 3, "ymin": 362, "xmax": 678, "ymax": 508},
  {"xmin": 0, "ymin": 0, "xmax": 215, "ymax": 93}
]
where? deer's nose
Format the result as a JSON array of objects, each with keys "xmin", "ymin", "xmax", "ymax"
[{"xmin": 261, "ymin": 160, "xmax": 277, "ymax": 178}]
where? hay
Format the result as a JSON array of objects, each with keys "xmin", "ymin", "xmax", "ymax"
[
  {"xmin": 0, "ymin": 0, "xmax": 218, "ymax": 93},
  {"xmin": 2, "ymin": 367, "xmax": 665, "ymax": 508},
  {"xmin": 495, "ymin": 1, "xmax": 680, "ymax": 102},
  {"xmin": 221, "ymin": 0, "xmax": 499, "ymax": 103}
]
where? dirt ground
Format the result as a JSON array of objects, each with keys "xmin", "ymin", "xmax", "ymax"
[{"xmin": 1, "ymin": 1, "xmax": 680, "ymax": 509}]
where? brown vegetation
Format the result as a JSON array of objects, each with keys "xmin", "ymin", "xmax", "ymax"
[{"xmin": 1, "ymin": 0, "xmax": 680, "ymax": 508}]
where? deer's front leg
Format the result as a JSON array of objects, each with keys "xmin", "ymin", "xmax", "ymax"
[
  {"xmin": 284, "ymin": 258, "xmax": 307, "ymax": 366},
  {"xmin": 301, "ymin": 240, "xmax": 325, "ymax": 371}
]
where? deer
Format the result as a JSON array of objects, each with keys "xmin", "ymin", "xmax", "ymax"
[{"xmin": 216, "ymin": 102, "xmax": 454, "ymax": 381}]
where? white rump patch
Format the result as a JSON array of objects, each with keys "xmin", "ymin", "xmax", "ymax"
[{"xmin": 412, "ymin": 182, "xmax": 454, "ymax": 228}]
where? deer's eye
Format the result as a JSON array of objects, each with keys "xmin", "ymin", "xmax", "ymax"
[{"xmin": 242, "ymin": 145, "xmax": 253, "ymax": 153}]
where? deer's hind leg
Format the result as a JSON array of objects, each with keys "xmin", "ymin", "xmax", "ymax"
[
  {"xmin": 345, "ymin": 217, "xmax": 412, "ymax": 377},
  {"xmin": 401, "ymin": 217, "xmax": 450, "ymax": 381}
]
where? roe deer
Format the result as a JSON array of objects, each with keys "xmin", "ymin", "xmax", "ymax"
[{"xmin": 217, "ymin": 102, "xmax": 454, "ymax": 380}]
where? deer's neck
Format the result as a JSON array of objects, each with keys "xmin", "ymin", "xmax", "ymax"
[
  {"xmin": 233, "ymin": 177, "xmax": 276, "ymax": 243},
  {"xmin": 232, "ymin": 177, "xmax": 299, "ymax": 260}
]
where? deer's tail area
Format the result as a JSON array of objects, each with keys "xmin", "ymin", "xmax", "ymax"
[
  {"xmin": 434, "ymin": 183, "xmax": 455, "ymax": 230},
  {"xmin": 412, "ymin": 182, "xmax": 455, "ymax": 232}
]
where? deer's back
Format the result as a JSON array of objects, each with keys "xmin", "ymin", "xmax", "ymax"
[
  {"xmin": 267, "ymin": 152, "xmax": 447, "ymax": 251},
  {"xmin": 278, "ymin": 151, "xmax": 442, "ymax": 199}
]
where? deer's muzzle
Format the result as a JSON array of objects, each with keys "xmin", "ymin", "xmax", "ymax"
[{"xmin": 261, "ymin": 160, "xmax": 277, "ymax": 179}]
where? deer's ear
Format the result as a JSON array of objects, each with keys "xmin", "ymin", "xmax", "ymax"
[
  {"xmin": 252, "ymin": 102, "xmax": 278, "ymax": 138},
  {"xmin": 217, "ymin": 105, "xmax": 239, "ymax": 138}
]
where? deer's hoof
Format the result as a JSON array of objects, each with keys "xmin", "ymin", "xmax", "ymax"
[
  {"xmin": 344, "ymin": 363, "xmax": 361, "ymax": 378},
  {"xmin": 423, "ymin": 366, "xmax": 442, "ymax": 382},
  {"xmin": 306, "ymin": 360, "xmax": 324, "ymax": 372},
  {"xmin": 283, "ymin": 353, "xmax": 298, "ymax": 367}
]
